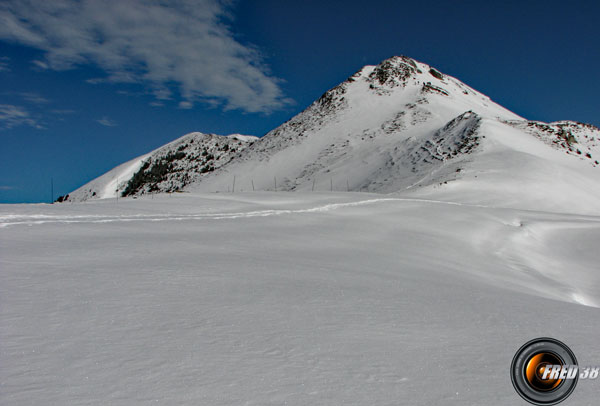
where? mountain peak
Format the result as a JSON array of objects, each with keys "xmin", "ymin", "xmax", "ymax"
[
  {"xmin": 64, "ymin": 57, "xmax": 600, "ymax": 214},
  {"xmin": 367, "ymin": 55, "xmax": 420, "ymax": 87}
]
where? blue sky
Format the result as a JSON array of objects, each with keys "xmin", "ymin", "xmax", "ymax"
[{"xmin": 1, "ymin": 0, "xmax": 598, "ymax": 203}]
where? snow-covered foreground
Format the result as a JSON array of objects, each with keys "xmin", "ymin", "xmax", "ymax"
[{"xmin": 2, "ymin": 192, "xmax": 600, "ymax": 405}]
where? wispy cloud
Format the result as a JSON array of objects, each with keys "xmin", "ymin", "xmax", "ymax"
[
  {"xmin": 0, "ymin": 56, "xmax": 9, "ymax": 72},
  {"xmin": 0, "ymin": 0, "xmax": 291, "ymax": 113},
  {"xmin": 96, "ymin": 116, "xmax": 117, "ymax": 127},
  {"xmin": 0, "ymin": 104, "xmax": 43, "ymax": 129},
  {"xmin": 31, "ymin": 59, "xmax": 48, "ymax": 70},
  {"xmin": 1, "ymin": 91, "xmax": 51, "ymax": 104},
  {"xmin": 0, "ymin": 185, "xmax": 16, "ymax": 190},
  {"xmin": 19, "ymin": 92, "xmax": 50, "ymax": 104}
]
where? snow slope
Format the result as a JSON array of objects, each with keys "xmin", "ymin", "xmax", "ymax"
[
  {"xmin": 67, "ymin": 56, "xmax": 600, "ymax": 216},
  {"xmin": 2, "ymin": 192, "xmax": 600, "ymax": 405}
]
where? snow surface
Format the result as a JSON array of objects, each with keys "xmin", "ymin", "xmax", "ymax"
[{"xmin": 2, "ymin": 192, "xmax": 600, "ymax": 405}]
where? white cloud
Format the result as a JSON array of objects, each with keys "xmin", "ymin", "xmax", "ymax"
[
  {"xmin": 31, "ymin": 59, "xmax": 48, "ymax": 70},
  {"xmin": 96, "ymin": 116, "xmax": 117, "ymax": 127},
  {"xmin": 0, "ymin": 0, "xmax": 291, "ymax": 113},
  {"xmin": 1, "ymin": 91, "xmax": 50, "ymax": 104},
  {"xmin": 178, "ymin": 101, "xmax": 193, "ymax": 109},
  {"xmin": 0, "ymin": 104, "xmax": 43, "ymax": 129}
]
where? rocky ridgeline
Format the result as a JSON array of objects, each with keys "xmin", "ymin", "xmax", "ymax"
[
  {"xmin": 251, "ymin": 56, "xmax": 429, "ymax": 157},
  {"xmin": 121, "ymin": 133, "xmax": 256, "ymax": 196},
  {"xmin": 508, "ymin": 120, "xmax": 600, "ymax": 166},
  {"xmin": 58, "ymin": 133, "xmax": 256, "ymax": 201}
]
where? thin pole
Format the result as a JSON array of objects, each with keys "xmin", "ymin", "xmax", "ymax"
[
  {"xmin": 251, "ymin": 180, "xmax": 255, "ymax": 191},
  {"xmin": 330, "ymin": 178, "xmax": 333, "ymax": 191},
  {"xmin": 51, "ymin": 177, "xmax": 54, "ymax": 203},
  {"xmin": 232, "ymin": 176, "xmax": 236, "ymax": 193},
  {"xmin": 312, "ymin": 178, "xmax": 316, "ymax": 191},
  {"xmin": 347, "ymin": 179, "xmax": 350, "ymax": 192},
  {"xmin": 274, "ymin": 176, "xmax": 277, "ymax": 191}
]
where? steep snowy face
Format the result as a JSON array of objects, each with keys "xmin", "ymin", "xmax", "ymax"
[
  {"xmin": 254, "ymin": 55, "xmax": 518, "ymax": 149},
  {"xmin": 188, "ymin": 56, "xmax": 524, "ymax": 194},
  {"xmin": 64, "ymin": 132, "xmax": 257, "ymax": 201}
]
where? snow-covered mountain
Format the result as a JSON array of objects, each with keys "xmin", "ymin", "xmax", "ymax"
[
  {"xmin": 65, "ymin": 56, "xmax": 600, "ymax": 214},
  {"xmin": 6, "ymin": 55, "xmax": 600, "ymax": 406}
]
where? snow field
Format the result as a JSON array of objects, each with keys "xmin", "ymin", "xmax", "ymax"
[{"xmin": 2, "ymin": 192, "xmax": 600, "ymax": 405}]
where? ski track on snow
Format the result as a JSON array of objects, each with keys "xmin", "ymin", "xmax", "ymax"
[
  {"xmin": 0, "ymin": 198, "xmax": 446, "ymax": 228},
  {"xmin": 2, "ymin": 197, "xmax": 600, "ymax": 228}
]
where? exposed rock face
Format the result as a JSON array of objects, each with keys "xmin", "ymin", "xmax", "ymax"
[
  {"xmin": 506, "ymin": 120, "xmax": 600, "ymax": 165},
  {"xmin": 65, "ymin": 133, "xmax": 256, "ymax": 201}
]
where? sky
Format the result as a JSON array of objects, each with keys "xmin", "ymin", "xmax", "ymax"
[{"xmin": 0, "ymin": 0, "xmax": 599, "ymax": 203}]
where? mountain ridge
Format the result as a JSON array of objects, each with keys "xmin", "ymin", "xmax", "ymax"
[{"xmin": 63, "ymin": 56, "xmax": 600, "ymax": 214}]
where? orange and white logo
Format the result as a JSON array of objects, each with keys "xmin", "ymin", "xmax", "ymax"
[{"xmin": 510, "ymin": 338, "xmax": 585, "ymax": 405}]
